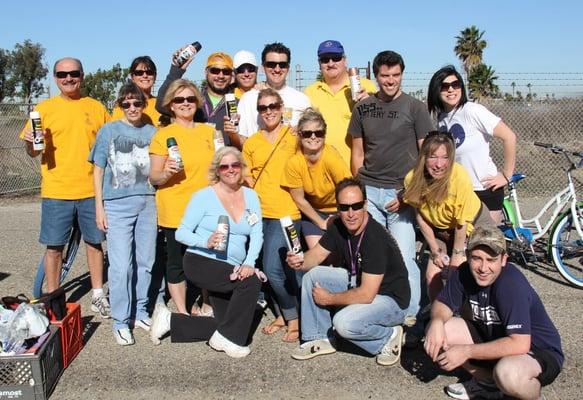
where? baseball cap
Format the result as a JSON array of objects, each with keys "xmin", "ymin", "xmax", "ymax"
[
  {"xmin": 317, "ymin": 40, "xmax": 345, "ymax": 57},
  {"xmin": 234, "ymin": 50, "xmax": 258, "ymax": 69},
  {"xmin": 467, "ymin": 226, "xmax": 507, "ymax": 255},
  {"xmin": 206, "ymin": 52, "xmax": 233, "ymax": 69}
]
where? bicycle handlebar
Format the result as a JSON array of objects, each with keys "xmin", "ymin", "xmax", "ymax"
[{"xmin": 534, "ymin": 142, "xmax": 583, "ymax": 157}]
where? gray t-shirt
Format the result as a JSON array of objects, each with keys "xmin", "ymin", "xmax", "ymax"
[{"xmin": 348, "ymin": 93, "xmax": 433, "ymax": 188}]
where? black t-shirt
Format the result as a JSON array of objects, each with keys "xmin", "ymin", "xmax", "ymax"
[{"xmin": 319, "ymin": 214, "xmax": 410, "ymax": 309}]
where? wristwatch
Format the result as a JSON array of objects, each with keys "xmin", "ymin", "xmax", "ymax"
[{"xmin": 452, "ymin": 248, "xmax": 466, "ymax": 256}]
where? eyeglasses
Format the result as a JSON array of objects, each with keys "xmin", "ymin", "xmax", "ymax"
[
  {"xmin": 337, "ymin": 201, "xmax": 365, "ymax": 212},
  {"xmin": 120, "ymin": 101, "xmax": 144, "ymax": 109},
  {"xmin": 236, "ymin": 65, "xmax": 258, "ymax": 74},
  {"xmin": 318, "ymin": 54, "xmax": 343, "ymax": 64},
  {"xmin": 263, "ymin": 61, "xmax": 290, "ymax": 69},
  {"xmin": 440, "ymin": 80, "xmax": 462, "ymax": 91},
  {"xmin": 257, "ymin": 102, "xmax": 282, "ymax": 113},
  {"xmin": 425, "ymin": 130, "xmax": 454, "ymax": 142},
  {"xmin": 55, "ymin": 70, "xmax": 82, "ymax": 79},
  {"xmin": 218, "ymin": 161, "xmax": 242, "ymax": 172},
  {"xmin": 208, "ymin": 67, "xmax": 233, "ymax": 76},
  {"xmin": 299, "ymin": 130, "xmax": 325, "ymax": 139},
  {"xmin": 172, "ymin": 96, "xmax": 197, "ymax": 104},
  {"xmin": 132, "ymin": 70, "xmax": 155, "ymax": 77}
]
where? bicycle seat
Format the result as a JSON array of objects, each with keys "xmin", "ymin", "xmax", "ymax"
[{"xmin": 509, "ymin": 173, "xmax": 526, "ymax": 184}]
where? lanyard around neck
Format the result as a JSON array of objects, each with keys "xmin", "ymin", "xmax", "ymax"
[{"xmin": 347, "ymin": 220, "xmax": 368, "ymax": 276}]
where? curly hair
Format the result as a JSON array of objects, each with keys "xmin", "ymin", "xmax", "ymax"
[{"xmin": 208, "ymin": 146, "xmax": 247, "ymax": 185}]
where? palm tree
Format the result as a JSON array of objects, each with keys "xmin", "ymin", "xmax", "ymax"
[
  {"xmin": 511, "ymin": 82, "xmax": 516, "ymax": 97},
  {"xmin": 468, "ymin": 63, "xmax": 499, "ymax": 99},
  {"xmin": 454, "ymin": 26, "xmax": 487, "ymax": 78}
]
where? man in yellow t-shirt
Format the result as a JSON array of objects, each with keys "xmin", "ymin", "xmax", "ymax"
[
  {"xmin": 304, "ymin": 40, "xmax": 377, "ymax": 165},
  {"xmin": 20, "ymin": 57, "xmax": 111, "ymax": 317}
]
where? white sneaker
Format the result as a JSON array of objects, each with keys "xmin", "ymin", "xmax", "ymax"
[
  {"xmin": 376, "ymin": 325, "xmax": 404, "ymax": 366},
  {"xmin": 445, "ymin": 378, "xmax": 503, "ymax": 400},
  {"xmin": 208, "ymin": 330, "xmax": 250, "ymax": 358},
  {"xmin": 91, "ymin": 294, "xmax": 111, "ymax": 319},
  {"xmin": 114, "ymin": 328, "xmax": 134, "ymax": 346},
  {"xmin": 134, "ymin": 318, "xmax": 152, "ymax": 332},
  {"xmin": 150, "ymin": 303, "xmax": 171, "ymax": 345}
]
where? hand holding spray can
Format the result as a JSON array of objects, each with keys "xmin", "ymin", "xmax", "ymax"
[
  {"xmin": 280, "ymin": 216, "xmax": 303, "ymax": 257},
  {"xmin": 348, "ymin": 67, "xmax": 362, "ymax": 101},
  {"xmin": 29, "ymin": 111, "xmax": 45, "ymax": 151},
  {"xmin": 224, "ymin": 93, "xmax": 239, "ymax": 132},
  {"xmin": 174, "ymin": 41, "xmax": 202, "ymax": 67},
  {"xmin": 166, "ymin": 137, "xmax": 183, "ymax": 170},
  {"xmin": 215, "ymin": 215, "xmax": 229, "ymax": 252}
]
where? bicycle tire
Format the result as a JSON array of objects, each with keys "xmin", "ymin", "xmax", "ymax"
[
  {"xmin": 549, "ymin": 207, "xmax": 583, "ymax": 288},
  {"xmin": 32, "ymin": 222, "xmax": 82, "ymax": 298}
]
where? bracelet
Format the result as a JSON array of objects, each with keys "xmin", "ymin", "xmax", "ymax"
[
  {"xmin": 452, "ymin": 248, "xmax": 466, "ymax": 256},
  {"xmin": 501, "ymin": 171, "xmax": 510, "ymax": 183}
]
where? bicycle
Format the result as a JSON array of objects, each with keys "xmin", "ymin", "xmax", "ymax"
[{"xmin": 501, "ymin": 141, "xmax": 583, "ymax": 288}]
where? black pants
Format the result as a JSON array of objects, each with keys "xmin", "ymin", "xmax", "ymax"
[{"xmin": 170, "ymin": 252, "xmax": 261, "ymax": 346}]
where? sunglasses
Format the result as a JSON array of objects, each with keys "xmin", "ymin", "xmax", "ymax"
[
  {"xmin": 120, "ymin": 101, "xmax": 144, "ymax": 109},
  {"xmin": 218, "ymin": 162, "xmax": 242, "ymax": 172},
  {"xmin": 172, "ymin": 96, "xmax": 197, "ymax": 104},
  {"xmin": 55, "ymin": 70, "xmax": 82, "ymax": 79},
  {"xmin": 132, "ymin": 70, "xmax": 155, "ymax": 77},
  {"xmin": 236, "ymin": 65, "xmax": 258, "ymax": 74},
  {"xmin": 319, "ymin": 54, "xmax": 343, "ymax": 64},
  {"xmin": 440, "ymin": 80, "xmax": 462, "ymax": 91},
  {"xmin": 257, "ymin": 102, "xmax": 282, "ymax": 113},
  {"xmin": 300, "ymin": 130, "xmax": 326, "ymax": 139},
  {"xmin": 208, "ymin": 67, "xmax": 233, "ymax": 76},
  {"xmin": 337, "ymin": 201, "xmax": 365, "ymax": 212},
  {"xmin": 263, "ymin": 61, "xmax": 290, "ymax": 69}
]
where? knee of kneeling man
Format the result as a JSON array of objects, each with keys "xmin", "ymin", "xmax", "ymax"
[
  {"xmin": 493, "ymin": 358, "xmax": 521, "ymax": 389},
  {"xmin": 332, "ymin": 314, "xmax": 357, "ymax": 338}
]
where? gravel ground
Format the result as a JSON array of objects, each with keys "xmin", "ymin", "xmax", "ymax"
[{"xmin": 0, "ymin": 196, "xmax": 580, "ymax": 400}]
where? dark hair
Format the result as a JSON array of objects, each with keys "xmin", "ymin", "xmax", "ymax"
[
  {"xmin": 372, "ymin": 51, "xmax": 404, "ymax": 76},
  {"xmin": 427, "ymin": 65, "xmax": 467, "ymax": 116},
  {"xmin": 335, "ymin": 177, "xmax": 367, "ymax": 202},
  {"xmin": 261, "ymin": 42, "xmax": 291, "ymax": 64},
  {"xmin": 129, "ymin": 56, "xmax": 157, "ymax": 75},
  {"xmin": 116, "ymin": 81, "xmax": 147, "ymax": 107}
]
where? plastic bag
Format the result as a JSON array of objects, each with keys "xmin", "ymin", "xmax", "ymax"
[{"xmin": 0, "ymin": 303, "xmax": 49, "ymax": 354}]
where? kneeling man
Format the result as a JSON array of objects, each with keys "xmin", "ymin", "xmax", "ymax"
[
  {"xmin": 287, "ymin": 178, "xmax": 410, "ymax": 366},
  {"xmin": 424, "ymin": 226, "xmax": 563, "ymax": 400}
]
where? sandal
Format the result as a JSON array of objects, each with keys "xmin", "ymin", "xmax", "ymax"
[
  {"xmin": 261, "ymin": 319, "xmax": 285, "ymax": 335},
  {"xmin": 282, "ymin": 328, "xmax": 300, "ymax": 343},
  {"xmin": 191, "ymin": 303, "xmax": 214, "ymax": 317}
]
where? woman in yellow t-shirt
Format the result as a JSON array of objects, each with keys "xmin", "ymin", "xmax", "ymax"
[
  {"xmin": 149, "ymin": 79, "xmax": 215, "ymax": 315},
  {"xmin": 282, "ymin": 108, "xmax": 351, "ymax": 249},
  {"xmin": 403, "ymin": 131, "xmax": 494, "ymax": 300},
  {"xmin": 242, "ymin": 88, "xmax": 301, "ymax": 342}
]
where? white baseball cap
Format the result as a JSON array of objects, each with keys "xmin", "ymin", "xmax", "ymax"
[{"xmin": 233, "ymin": 50, "xmax": 258, "ymax": 69}]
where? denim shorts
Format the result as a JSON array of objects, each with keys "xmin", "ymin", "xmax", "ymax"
[{"xmin": 40, "ymin": 198, "xmax": 105, "ymax": 246}]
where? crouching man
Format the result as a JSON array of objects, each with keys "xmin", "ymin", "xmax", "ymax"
[
  {"xmin": 287, "ymin": 177, "xmax": 410, "ymax": 366},
  {"xmin": 424, "ymin": 226, "xmax": 563, "ymax": 400}
]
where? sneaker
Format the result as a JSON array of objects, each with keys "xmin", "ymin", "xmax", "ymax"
[
  {"xmin": 404, "ymin": 315, "xmax": 417, "ymax": 327},
  {"xmin": 291, "ymin": 339, "xmax": 336, "ymax": 360},
  {"xmin": 208, "ymin": 330, "xmax": 250, "ymax": 358},
  {"xmin": 91, "ymin": 295, "xmax": 111, "ymax": 319},
  {"xmin": 376, "ymin": 325, "xmax": 403, "ymax": 366},
  {"xmin": 150, "ymin": 303, "xmax": 171, "ymax": 345},
  {"xmin": 445, "ymin": 378, "xmax": 503, "ymax": 400},
  {"xmin": 134, "ymin": 318, "xmax": 152, "ymax": 332},
  {"xmin": 113, "ymin": 328, "xmax": 135, "ymax": 346}
]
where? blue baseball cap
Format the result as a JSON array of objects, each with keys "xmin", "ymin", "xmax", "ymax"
[{"xmin": 317, "ymin": 40, "xmax": 345, "ymax": 57}]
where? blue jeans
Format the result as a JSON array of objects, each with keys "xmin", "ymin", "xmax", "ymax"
[
  {"xmin": 40, "ymin": 197, "xmax": 105, "ymax": 245},
  {"xmin": 104, "ymin": 196, "xmax": 157, "ymax": 330},
  {"xmin": 262, "ymin": 219, "xmax": 303, "ymax": 321},
  {"xmin": 365, "ymin": 186, "xmax": 420, "ymax": 317},
  {"xmin": 301, "ymin": 266, "xmax": 406, "ymax": 355}
]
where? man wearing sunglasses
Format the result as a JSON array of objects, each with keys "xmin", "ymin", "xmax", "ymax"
[
  {"xmin": 304, "ymin": 40, "xmax": 377, "ymax": 165},
  {"xmin": 19, "ymin": 57, "xmax": 111, "ymax": 317},
  {"xmin": 286, "ymin": 178, "xmax": 410, "ymax": 366},
  {"xmin": 236, "ymin": 42, "xmax": 311, "ymax": 141}
]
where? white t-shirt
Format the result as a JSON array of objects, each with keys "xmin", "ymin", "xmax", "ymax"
[
  {"xmin": 438, "ymin": 102, "xmax": 501, "ymax": 191},
  {"xmin": 238, "ymin": 85, "xmax": 311, "ymax": 137}
]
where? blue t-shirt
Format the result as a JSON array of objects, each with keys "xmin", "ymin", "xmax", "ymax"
[
  {"xmin": 89, "ymin": 120, "xmax": 156, "ymax": 200},
  {"xmin": 438, "ymin": 262, "xmax": 564, "ymax": 367},
  {"xmin": 175, "ymin": 186, "xmax": 263, "ymax": 267}
]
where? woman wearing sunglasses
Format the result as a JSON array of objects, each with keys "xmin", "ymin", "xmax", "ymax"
[
  {"xmin": 89, "ymin": 82, "xmax": 157, "ymax": 346},
  {"xmin": 149, "ymin": 79, "xmax": 216, "ymax": 317},
  {"xmin": 111, "ymin": 56, "xmax": 162, "ymax": 126},
  {"xmin": 403, "ymin": 132, "xmax": 495, "ymax": 301},
  {"xmin": 242, "ymin": 88, "xmax": 302, "ymax": 342},
  {"xmin": 427, "ymin": 65, "xmax": 516, "ymax": 224},
  {"xmin": 150, "ymin": 147, "xmax": 263, "ymax": 358},
  {"xmin": 281, "ymin": 108, "xmax": 351, "ymax": 249}
]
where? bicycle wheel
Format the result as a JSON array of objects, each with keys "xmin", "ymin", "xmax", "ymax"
[{"xmin": 549, "ymin": 210, "xmax": 583, "ymax": 288}]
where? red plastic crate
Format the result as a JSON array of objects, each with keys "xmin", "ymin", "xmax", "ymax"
[{"xmin": 50, "ymin": 303, "xmax": 83, "ymax": 369}]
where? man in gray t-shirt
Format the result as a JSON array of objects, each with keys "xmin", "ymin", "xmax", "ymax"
[{"xmin": 348, "ymin": 50, "xmax": 434, "ymax": 319}]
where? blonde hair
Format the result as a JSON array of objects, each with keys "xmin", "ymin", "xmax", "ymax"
[
  {"xmin": 208, "ymin": 146, "xmax": 247, "ymax": 185},
  {"xmin": 296, "ymin": 107, "xmax": 327, "ymax": 152},
  {"xmin": 161, "ymin": 79, "xmax": 203, "ymax": 117}
]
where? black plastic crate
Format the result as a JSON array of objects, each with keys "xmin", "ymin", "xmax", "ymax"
[{"xmin": 0, "ymin": 325, "xmax": 64, "ymax": 400}]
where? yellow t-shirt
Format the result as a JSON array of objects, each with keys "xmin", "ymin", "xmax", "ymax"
[
  {"xmin": 404, "ymin": 163, "xmax": 482, "ymax": 235},
  {"xmin": 304, "ymin": 77, "xmax": 377, "ymax": 164},
  {"xmin": 149, "ymin": 123, "xmax": 215, "ymax": 228},
  {"xmin": 19, "ymin": 96, "xmax": 110, "ymax": 199},
  {"xmin": 242, "ymin": 125, "xmax": 300, "ymax": 219},
  {"xmin": 281, "ymin": 145, "xmax": 351, "ymax": 212},
  {"xmin": 111, "ymin": 97, "xmax": 162, "ymax": 127}
]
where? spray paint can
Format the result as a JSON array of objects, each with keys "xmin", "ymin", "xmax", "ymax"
[
  {"xmin": 224, "ymin": 93, "xmax": 239, "ymax": 132},
  {"xmin": 213, "ymin": 130, "xmax": 225, "ymax": 151},
  {"xmin": 348, "ymin": 67, "xmax": 362, "ymax": 101},
  {"xmin": 216, "ymin": 215, "xmax": 229, "ymax": 252},
  {"xmin": 280, "ymin": 216, "xmax": 303, "ymax": 256},
  {"xmin": 166, "ymin": 137, "xmax": 183, "ymax": 169},
  {"xmin": 29, "ymin": 111, "xmax": 45, "ymax": 151},
  {"xmin": 175, "ymin": 41, "xmax": 203, "ymax": 67}
]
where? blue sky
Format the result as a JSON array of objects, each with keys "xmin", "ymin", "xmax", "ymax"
[{"xmin": 2, "ymin": 0, "xmax": 582, "ymax": 97}]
